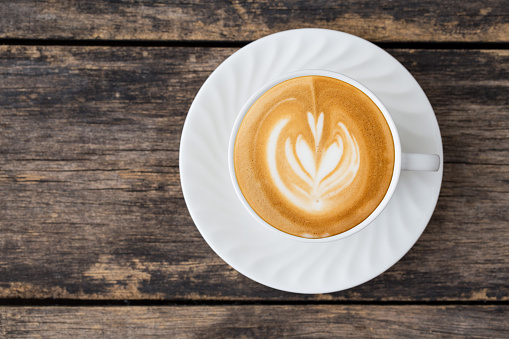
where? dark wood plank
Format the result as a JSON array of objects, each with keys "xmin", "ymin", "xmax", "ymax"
[
  {"xmin": 0, "ymin": 46, "xmax": 508, "ymax": 300},
  {"xmin": 1, "ymin": 1, "xmax": 508, "ymax": 42},
  {"xmin": 1, "ymin": 306, "xmax": 508, "ymax": 338}
]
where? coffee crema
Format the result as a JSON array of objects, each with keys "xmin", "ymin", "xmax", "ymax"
[{"xmin": 234, "ymin": 76, "xmax": 395, "ymax": 238}]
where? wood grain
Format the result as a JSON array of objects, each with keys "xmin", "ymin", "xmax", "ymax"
[
  {"xmin": 1, "ymin": 1, "xmax": 508, "ymax": 43},
  {"xmin": 1, "ymin": 305, "xmax": 508, "ymax": 338},
  {"xmin": 0, "ymin": 46, "xmax": 508, "ymax": 300}
]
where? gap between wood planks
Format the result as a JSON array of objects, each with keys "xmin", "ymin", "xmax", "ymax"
[
  {"xmin": 0, "ymin": 38, "xmax": 508, "ymax": 50},
  {"xmin": 0, "ymin": 299, "xmax": 507, "ymax": 307}
]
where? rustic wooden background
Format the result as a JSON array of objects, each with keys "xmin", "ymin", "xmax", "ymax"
[{"xmin": 0, "ymin": 1, "xmax": 508, "ymax": 337}]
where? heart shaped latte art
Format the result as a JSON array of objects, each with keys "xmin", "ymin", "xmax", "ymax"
[{"xmin": 267, "ymin": 112, "xmax": 360, "ymax": 212}]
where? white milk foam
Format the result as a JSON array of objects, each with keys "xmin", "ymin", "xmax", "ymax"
[{"xmin": 267, "ymin": 112, "xmax": 360, "ymax": 212}]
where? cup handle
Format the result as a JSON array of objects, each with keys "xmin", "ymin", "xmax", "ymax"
[{"xmin": 401, "ymin": 153, "xmax": 441, "ymax": 172}]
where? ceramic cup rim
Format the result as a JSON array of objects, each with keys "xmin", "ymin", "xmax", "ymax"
[{"xmin": 228, "ymin": 70, "xmax": 402, "ymax": 243}]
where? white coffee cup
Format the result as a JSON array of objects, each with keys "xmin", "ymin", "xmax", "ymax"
[{"xmin": 228, "ymin": 70, "xmax": 440, "ymax": 242}]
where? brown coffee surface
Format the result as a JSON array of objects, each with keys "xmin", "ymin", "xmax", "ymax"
[{"xmin": 234, "ymin": 76, "xmax": 395, "ymax": 238}]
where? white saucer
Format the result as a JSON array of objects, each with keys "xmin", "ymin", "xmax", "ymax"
[{"xmin": 179, "ymin": 29, "xmax": 443, "ymax": 294}]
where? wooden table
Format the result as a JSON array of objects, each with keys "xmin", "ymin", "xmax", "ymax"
[{"xmin": 1, "ymin": 1, "xmax": 508, "ymax": 337}]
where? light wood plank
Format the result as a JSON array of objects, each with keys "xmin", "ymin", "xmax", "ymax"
[
  {"xmin": 1, "ymin": 305, "xmax": 508, "ymax": 338},
  {"xmin": 1, "ymin": 1, "xmax": 508, "ymax": 42},
  {"xmin": 0, "ymin": 46, "xmax": 507, "ymax": 300}
]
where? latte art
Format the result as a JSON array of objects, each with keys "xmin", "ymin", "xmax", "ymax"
[
  {"xmin": 234, "ymin": 76, "xmax": 395, "ymax": 238},
  {"xmin": 267, "ymin": 113, "xmax": 360, "ymax": 212}
]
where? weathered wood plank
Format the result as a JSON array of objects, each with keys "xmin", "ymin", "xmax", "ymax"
[
  {"xmin": 1, "ymin": 1, "xmax": 508, "ymax": 43},
  {"xmin": 0, "ymin": 46, "xmax": 508, "ymax": 300},
  {"xmin": 1, "ymin": 306, "xmax": 508, "ymax": 338}
]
